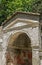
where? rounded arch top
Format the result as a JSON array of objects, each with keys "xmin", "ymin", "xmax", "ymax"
[{"xmin": 8, "ymin": 32, "xmax": 31, "ymax": 50}]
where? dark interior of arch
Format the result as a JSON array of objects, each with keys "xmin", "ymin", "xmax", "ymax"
[
  {"xmin": 10, "ymin": 32, "xmax": 31, "ymax": 49},
  {"xmin": 8, "ymin": 32, "xmax": 31, "ymax": 48},
  {"xmin": 6, "ymin": 32, "xmax": 32, "ymax": 65}
]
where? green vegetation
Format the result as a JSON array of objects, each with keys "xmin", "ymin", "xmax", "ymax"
[{"xmin": 0, "ymin": 0, "xmax": 42, "ymax": 25}]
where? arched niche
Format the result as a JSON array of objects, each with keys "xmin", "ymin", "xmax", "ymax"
[{"xmin": 6, "ymin": 32, "xmax": 32, "ymax": 65}]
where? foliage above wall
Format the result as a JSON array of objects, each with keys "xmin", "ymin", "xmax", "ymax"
[{"xmin": 0, "ymin": 0, "xmax": 42, "ymax": 25}]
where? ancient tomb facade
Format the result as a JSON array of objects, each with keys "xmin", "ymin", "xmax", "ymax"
[{"xmin": 0, "ymin": 12, "xmax": 42, "ymax": 65}]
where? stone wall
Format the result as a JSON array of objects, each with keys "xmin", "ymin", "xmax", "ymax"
[
  {"xmin": 0, "ymin": 27, "xmax": 3, "ymax": 65},
  {"xmin": 0, "ymin": 12, "xmax": 42, "ymax": 65},
  {"xmin": 1, "ymin": 25, "xmax": 39, "ymax": 65}
]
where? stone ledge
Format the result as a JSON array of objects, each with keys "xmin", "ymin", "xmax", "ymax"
[
  {"xmin": 39, "ymin": 52, "xmax": 42, "ymax": 57},
  {"xmin": 32, "ymin": 46, "xmax": 39, "ymax": 49}
]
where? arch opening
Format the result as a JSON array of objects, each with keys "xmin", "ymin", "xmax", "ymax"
[{"xmin": 6, "ymin": 32, "xmax": 32, "ymax": 65}]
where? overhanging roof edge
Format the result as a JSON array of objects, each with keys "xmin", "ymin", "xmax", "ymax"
[{"xmin": 1, "ymin": 11, "xmax": 40, "ymax": 26}]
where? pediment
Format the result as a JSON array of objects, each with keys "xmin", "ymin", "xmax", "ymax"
[
  {"xmin": 3, "ymin": 18, "xmax": 39, "ymax": 30},
  {"xmin": 2, "ymin": 12, "xmax": 39, "ymax": 31},
  {"xmin": 6, "ymin": 18, "xmax": 28, "ymax": 28}
]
